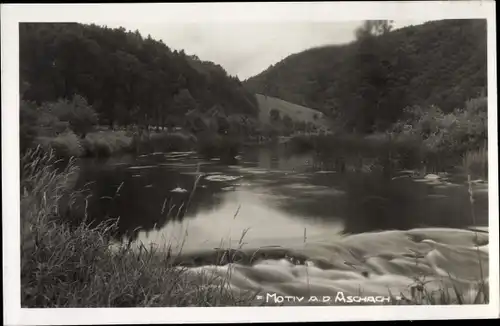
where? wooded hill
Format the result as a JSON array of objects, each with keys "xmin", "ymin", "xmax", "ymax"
[
  {"xmin": 244, "ymin": 19, "xmax": 487, "ymax": 133},
  {"xmin": 20, "ymin": 23, "xmax": 259, "ymax": 131}
]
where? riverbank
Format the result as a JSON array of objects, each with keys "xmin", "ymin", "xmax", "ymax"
[
  {"xmin": 20, "ymin": 147, "xmax": 489, "ymax": 307},
  {"xmin": 283, "ymin": 96, "xmax": 488, "ymax": 180}
]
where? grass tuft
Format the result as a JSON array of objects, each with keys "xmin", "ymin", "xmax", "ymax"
[
  {"xmin": 20, "ymin": 148, "xmax": 256, "ymax": 307},
  {"xmin": 463, "ymin": 142, "xmax": 488, "ymax": 180}
]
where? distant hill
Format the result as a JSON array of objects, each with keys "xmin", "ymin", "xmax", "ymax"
[
  {"xmin": 244, "ymin": 19, "xmax": 487, "ymax": 132},
  {"xmin": 255, "ymin": 94, "xmax": 331, "ymax": 129}
]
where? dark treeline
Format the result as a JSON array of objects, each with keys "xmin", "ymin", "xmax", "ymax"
[
  {"xmin": 244, "ymin": 19, "xmax": 487, "ymax": 133},
  {"xmin": 20, "ymin": 23, "xmax": 259, "ymax": 132}
]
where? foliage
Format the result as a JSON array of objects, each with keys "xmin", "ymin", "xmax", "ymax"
[
  {"xmin": 82, "ymin": 130, "xmax": 135, "ymax": 157},
  {"xmin": 282, "ymin": 115, "xmax": 294, "ymax": 133},
  {"xmin": 269, "ymin": 108, "xmax": 281, "ymax": 122},
  {"xmin": 392, "ymin": 96, "xmax": 487, "ymax": 157},
  {"xmin": 35, "ymin": 131, "xmax": 84, "ymax": 159},
  {"xmin": 41, "ymin": 95, "xmax": 98, "ymax": 138},
  {"xmin": 245, "ymin": 19, "xmax": 487, "ymax": 133},
  {"xmin": 20, "ymin": 23, "xmax": 259, "ymax": 132},
  {"xmin": 20, "ymin": 100, "xmax": 43, "ymax": 152},
  {"xmin": 134, "ymin": 131, "xmax": 195, "ymax": 155},
  {"xmin": 286, "ymin": 96, "xmax": 488, "ymax": 174},
  {"xmin": 196, "ymin": 131, "xmax": 241, "ymax": 161}
]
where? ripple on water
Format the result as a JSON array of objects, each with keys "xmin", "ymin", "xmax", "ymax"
[
  {"xmin": 236, "ymin": 168, "xmax": 270, "ymax": 175},
  {"xmin": 128, "ymin": 165, "xmax": 157, "ymax": 170},
  {"xmin": 205, "ymin": 175, "xmax": 242, "ymax": 182}
]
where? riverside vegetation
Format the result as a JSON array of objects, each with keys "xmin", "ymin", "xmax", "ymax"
[
  {"xmin": 250, "ymin": 20, "xmax": 488, "ymax": 180},
  {"xmin": 19, "ymin": 20, "xmax": 489, "ymax": 307}
]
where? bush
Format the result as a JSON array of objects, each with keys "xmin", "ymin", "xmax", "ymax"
[
  {"xmin": 35, "ymin": 131, "xmax": 84, "ymax": 159},
  {"xmin": 20, "ymin": 100, "xmax": 41, "ymax": 152},
  {"xmin": 149, "ymin": 132, "xmax": 194, "ymax": 153},
  {"xmin": 388, "ymin": 96, "xmax": 488, "ymax": 170},
  {"xmin": 42, "ymin": 95, "xmax": 98, "ymax": 138},
  {"xmin": 133, "ymin": 131, "xmax": 195, "ymax": 155},
  {"xmin": 197, "ymin": 131, "xmax": 241, "ymax": 160},
  {"xmin": 284, "ymin": 134, "xmax": 316, "ymax": 154},
  {"xmin": 82, "ymin": 131, "xmax": 135, "ymax": 157}
]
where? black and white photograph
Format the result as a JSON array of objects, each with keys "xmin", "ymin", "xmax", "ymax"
[{"xmin": 2, "ymin": 1, "xmax": 498, "ymax": 324}]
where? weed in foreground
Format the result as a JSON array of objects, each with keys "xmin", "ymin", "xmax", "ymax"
[{"xmin": 20, "ymin": 148, "xmax": 256, "ymax": 307}]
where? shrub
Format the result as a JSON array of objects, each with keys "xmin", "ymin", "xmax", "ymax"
[
  {"xmin": 42, "ymin": 95, "xmax": 98, "ymax": 138},
  {"xmin": 197, "ymin": 131, "xmax": 241, "ymax": 160},
  {"xmin": 35, "ymin": 131, "xmax": 84, "ymax": 159},
  {"xmin": 284, "ymin": 134, "xmax": 316, "ymax": 154},
  {"xmin": 388, "ymin": 96, "xmax": 488, "ymax": 170},
  {"xmin": 149, "ymin": 132, "xmax": 194, "ymax": 153},
  {"xmin": 20, "ymin": 100, "xmax": 41, "ymax": 152},
  {"xmin": 132, "ymin": 131, "xmax": 194, "ymax": 155},
  {"xmin": 82, "ymin": 131, "xmax": 134, "ymax": 157}
]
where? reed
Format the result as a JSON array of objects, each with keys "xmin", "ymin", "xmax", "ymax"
[
  {"xmin": 20, "ymin": 148, "xmax": 256, "ymax": 307},
  {"xmin": 462, "ymin": 142, "xmax": 488, "ymax": 180}
]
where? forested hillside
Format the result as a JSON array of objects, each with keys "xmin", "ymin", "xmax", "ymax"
[
  {"xmin": 20, "ymin": 23, "xmax": 259, "ymax": 129},
  {"xmin": 244, "ymin": 19, "xmax": 487, "ymax": 133}
]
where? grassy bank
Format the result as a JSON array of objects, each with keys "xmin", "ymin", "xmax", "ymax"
[{"xmin": 20, "ymin": 147, "xmax": 256, "ymax": 307}]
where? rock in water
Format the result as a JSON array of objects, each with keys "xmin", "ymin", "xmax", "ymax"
[{"xmin": 171, "ymin": 187, "xmax": 188, "ymax": 193}]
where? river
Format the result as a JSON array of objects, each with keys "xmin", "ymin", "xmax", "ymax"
[{"xmin": 71, "ymin": 144, "xmax": 490, "ymax": 305}]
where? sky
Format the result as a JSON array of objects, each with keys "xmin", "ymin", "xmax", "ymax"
[{"xmin": 100, "ymin": 20, "xmax": 429, "ymax": 81}]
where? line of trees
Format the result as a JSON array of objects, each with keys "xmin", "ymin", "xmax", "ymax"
[
  {"xmin": 19, "ymin": 23, "xmax": 259, "ymax": 133},
  {"xmin": 269, "ymin": 108, "xmax": 319, "ymax": 136}
]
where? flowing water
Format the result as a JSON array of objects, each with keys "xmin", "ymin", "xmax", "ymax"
[{"xmin": 72, "ymin": 144, "xmax": 489, "ymax": 305}]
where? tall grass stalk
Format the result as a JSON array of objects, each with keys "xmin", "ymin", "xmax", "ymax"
[
  {"xmin": 467, "ymin": 174, "xmax": 488, "ymax": 303},
  {"xmin": 463, "ymin": 143, "xmax": 488, "ymax": 180},
  {"xmin": 20, "ymin": 147, "xmax": 255, "ymax": 307}
]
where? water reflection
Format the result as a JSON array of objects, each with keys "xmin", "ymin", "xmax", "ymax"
[
  {"xmin": 72, "ymin": 145, "xmax": 488, "ymax": 249},
  {"xmin": 130, "ymin": 189, "xmax": 345, "ymax": 255},
  {"xmin": 74, "ymin": 159, "xmax": 227, "ymax": 241}
]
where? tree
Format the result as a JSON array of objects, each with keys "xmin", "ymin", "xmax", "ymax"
[
  {"xmin": 244, "ymin": 20, "xmax": 486, "ymax": 134},
  {"xmin": 19, "ymin": 100, "xmax": 41, "ymax": 152},
  {"xmin": 44, "ymin": 94, "xmax": 98, "ymax": 138},
  {"xmin": 172, "ymin": 89, "xmax": 198, "ymax": 117},
  {"xmin": 282, "ymin": 114, "xmax": 293, "ymax": 134},
  {"xmin": 355, "ymin": 20, "xmax": 394, "ymax": 39},
  {"xmin": 19, "ymin": 22, "xmax": 260, "ymax": 137},
  {"xmin": 350, "ymin": 20, "xmax": 394, "ymax": 133},
  {"xmin": 269, "ymin": 108, "xmax": 281, "ymax": 122}
]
